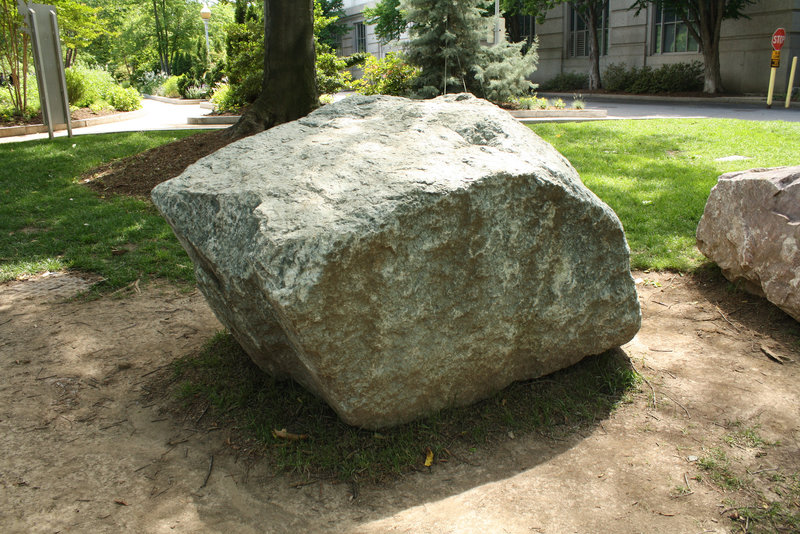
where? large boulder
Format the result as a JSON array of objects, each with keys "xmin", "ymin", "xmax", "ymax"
[
  {"xmin": 697, "ymin": 166, "xmax": 800, "ymax": 322},
  {"xmin": 152, "ymin": 94, "xmax": 641, "ymax": 429}
]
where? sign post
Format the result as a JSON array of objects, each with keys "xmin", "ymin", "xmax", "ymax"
[
  {"xmin": 767, "ymin": 28, "xmax": 786, "ymax": 108},
  {"xmin": 16, "ymin": 1, "xmax": 71, "ymax": 139}
]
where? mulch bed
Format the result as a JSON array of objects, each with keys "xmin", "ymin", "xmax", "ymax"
[{"xmin": 81, "ymin": 129, "xmax": 237, "ymax": 198}]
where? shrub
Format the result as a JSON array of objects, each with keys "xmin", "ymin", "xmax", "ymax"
[
  {"xmin": 211, "ymin": 83, "xmax": 239, "ymax": 112},
  {"xmin": 602, "ymin": 61, "xmax": 703, "ymax": 94},
  {"xmin": 473, "ymin": 40, "xmax": 538, "ymax": 104},
  {"xmin": 319, "ymin": 94, "xmax": 334, "ymax": 105},
  {"xmin": 352, "ymin": 53, "xmax": 419, "ymax": 96},
  {"xmin": 602, "ymin": 63, "xmax": 639, "ymax": 92},
  {"xmin": 540, "ymin": 72, "xmax": 589, "ymax": 91},
  {"xmin": 89, "ymin": 100, "xmax": 110, "ymax": 113},
  {"xmin": 106, "ymin": 85, "xmax": 141, "ymax": 112},
  {"xmin": 516, "ymin": 96, "xmax": 548, "ymax": 110},
  {"xmin": 63, "ymin": 68, "xmax": 86, "ymax": 105},
  {"xmin": 345, "ymin": 52, "xmax": 370, "ymax": 68},
  {"xmin": 137, "ymin": 72, "xmax": 168, "ymax": 95},
  {"xmin": 551, "ymin": 98, "xmax": 566, "ymax": 109},
  {"xmin": 160, "ymin": 75, "xmax": 182, "ymax": 98},
  {"xmin": 317, "ymin": 50, "xmax": 352, "ymax": 94}
]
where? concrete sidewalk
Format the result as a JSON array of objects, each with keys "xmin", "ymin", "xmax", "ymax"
[{"xmin": 0, "ymin": 98, "xmax": 224, "ymax": 144}]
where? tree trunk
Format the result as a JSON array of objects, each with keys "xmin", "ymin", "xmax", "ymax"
[
  {"xmin": 689, "ymin": 0, "xmax": 725, "ymax": 94},
  {"xmin": 585, "ymin": 11, "xmax": 601, "ymax": 90},
  {"xmin": 229, "ymin": 0, "xmax": 318, "ymax": 138}
]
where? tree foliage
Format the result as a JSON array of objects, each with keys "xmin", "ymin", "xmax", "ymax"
[
  {"xmin": 0, "ymin": 0, "xmax": 30, "ymax": 115},
  {"xmin": 363, "ymin": 0, "xmax": 405, "ymax": 44},
  {"xmin": 401, "ymin": 0, "xmax": 486, "ymax": 98},
  {"xmin": 401, "ymin": 0, "xmax": 537, "ymax": 101},
  {"xmin": 629, "ymin": 0, "xmax": 757, "ymax": 93},
  {"xmin": 503, "ymin": 0, "xmax": 605, "ymax": 89},
  {"xmin": 52, "ymin": 0, "xmax": 110, "ymax": 67}
]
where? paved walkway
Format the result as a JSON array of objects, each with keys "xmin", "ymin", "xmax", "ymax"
[
  {"xmin": 0, "ymin": 98, "xmax": 221, "ymax": 144},
  {"xmin": 2, "ymin": 93, "xmax": 798, "ymax": 144}
]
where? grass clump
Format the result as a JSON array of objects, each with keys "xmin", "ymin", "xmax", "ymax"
[
  {"xmin": 171, "ymin": 332, "xmax": 639, "ymax": 483},
  {"xmin": 531, "ymin": 119, "xmax": 800, "ymax": 270},
  {"xmin": 0, "ymin": 131, "xmax": 204, "ymax": 289}
]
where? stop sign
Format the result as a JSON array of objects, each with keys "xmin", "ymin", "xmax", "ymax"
[{"xmin": 772, "ymin": 28, "xmax": 786, "ymax": 51}]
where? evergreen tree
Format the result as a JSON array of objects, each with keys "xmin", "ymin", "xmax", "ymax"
[
  {"xmin": 401, "ymin": 0, "xmax": 538, "ymax": 102},
  {"xmin": 400, "ymin": 0, "xmax": 485, "ymax": 98}
]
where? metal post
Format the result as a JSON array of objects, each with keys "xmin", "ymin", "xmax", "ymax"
[
  {"xmin": 786, "ymin": 57, "xmax": 798, "ymax": 109},
  {"xmin": 28, "ymin": 8, "xmax": 54, "ymax": 139},
  {"xmin": 49, "ymin": 9, "xmax": 71, "ymax": 137}
]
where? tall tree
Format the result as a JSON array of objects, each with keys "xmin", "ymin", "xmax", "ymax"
[
  {"xmin": 52, "ymin": 0, "xmax": 109, "ymax": 67},
  {"xmin": 229, "ymin": 0, "xmax": 317, "ymax": 137},
  {"xmin": 0, "ymin": 0, "xmax": 29, "ymax": 115},
  {"xmin": 503, "ymin": 0, "xmax": 606, "ymax": 89},
  {"xmin": 630, "ymin": 0, "xmax": 756, "ymax": 93},
  {"xmin": 363, "ymin": 0, "xmax": 405, "ymax": 44}
]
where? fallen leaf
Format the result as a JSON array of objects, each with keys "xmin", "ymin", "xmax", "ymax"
[
  {"xmin": 114, "ymin": 499, "xmax": 128, "ymax": 506},
  {"xmin": 271, "ymin": 428, "xmax": 308, "ymax": 441},
  {"xmin": 424, "ymin": 448, "xmax": 434, "ymax": 467}
]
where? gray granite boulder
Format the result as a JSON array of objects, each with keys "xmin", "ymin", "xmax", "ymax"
[
  {"xmin": 152, "ymin": 94, "xmax": 641, "ymax": 429},
  {"xmin": 697, "ymin": 166, "xmax": 800, "ymax": 322}
]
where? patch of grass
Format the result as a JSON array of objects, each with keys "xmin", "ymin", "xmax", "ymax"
[
  {"xmin": 723, "ymin": 474, "xmax": 800, "ymax": 533},
  {"xmin": 698, "ymin": 447, "xmax": 745, "ymax": 491},
  {"xmin": 171, "ymin": 331, "xmax": 639, "ymax": 483},
  {"xmin": 723, "ymin": 420, "xmax": 769, "ymax": 449},
  {"xmin": 0, "ymin": 131, "xmax": 205, "ymax": 289},
  {"xmin": 530, "ymin": 119, "xmax": 800, "ymax": 271}
]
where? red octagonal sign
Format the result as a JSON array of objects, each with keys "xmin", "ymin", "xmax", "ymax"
[{"xmin": 772, "ymin": 28, "xmax": 786, "ymax": 51}]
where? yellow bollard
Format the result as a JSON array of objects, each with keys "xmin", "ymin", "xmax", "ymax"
[
  {"xmin": 767, "ymin": 67, "xmax": 777, "ymax": 108},
  {"xmin": 786, "ymin": 57, "xmax": 798, "ymax": 109}
]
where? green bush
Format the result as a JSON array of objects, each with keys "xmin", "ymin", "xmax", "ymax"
[
  {"xmin": 602, "ymin": 62, "xmax": 703, "ymax": 94},
  {"xmin": 61, "ymin": 65, "xmax": 140, "ymax": 112},
  {"xmin": 540, "ymin": 72, "xmax": 589, "ymax": 92},
  {"xmin": 352, "ymin": 53, "xmax": 420, "ymax": 96},
  {"xmin": 106, "ymin": 85, "xmax": 141, "ymax": 112},
  {"xmin": 602, "ymin": 63, "xmax": 640, "ymax": 92},
  {"xmin": 473, "ymin": 41, "xmax": 538, "ymax": 104},
  {"xmin": 317, "ymin": 50, "xmax": 352, "ymax": 94},
  {"xmin": 64, "ymin": 68, "xmax": 86, "ymax": 105},
  {"xmin": 160, "ymin": 75, "xmax": 182, "ymax": 98},
  {"xmin": 210, "ymin": 83, "xmax": 238, "ymax": 112}
]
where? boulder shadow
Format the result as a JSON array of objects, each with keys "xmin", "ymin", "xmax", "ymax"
[{"xmin": 167, "ymin": 333, "xmax": 638, "ymax": 513}]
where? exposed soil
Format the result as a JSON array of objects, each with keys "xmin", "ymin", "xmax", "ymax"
[{"xmin": 1, "ymin": 268, "xmax": 798, "ymax": 533}]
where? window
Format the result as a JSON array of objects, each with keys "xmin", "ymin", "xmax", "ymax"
[
  {"xmin": 653, "ymin": 7, "xmax": 698, "ymax": 53},
  {"xmin": 355, "ymin": 22, "xmax": 366, "ymax": 53},
  {"xmin": 507, "ymin": 13, "xmax": 535, "ymax": 47},
  {"xmin": 568, "ymin": 4, "xmax": 609, "ymax": 57}
]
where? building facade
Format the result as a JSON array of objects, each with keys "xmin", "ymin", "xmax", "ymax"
[{"xmin": 337, "ymin": 0, "xmax": 799, "ymax": 95}]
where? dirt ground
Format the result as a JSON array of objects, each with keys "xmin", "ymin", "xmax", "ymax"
[{"xmin": 1, "ymin": 268, "xmax": 798, "ymax": 534}]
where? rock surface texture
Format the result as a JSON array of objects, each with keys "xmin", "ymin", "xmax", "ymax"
[
  {"xmin": 697, "ymin": 166, "xmax": 800, "ymax": 322},
  {"xmin": 152, "ymin": 94, "xmax": 641, "ymax": 429}
]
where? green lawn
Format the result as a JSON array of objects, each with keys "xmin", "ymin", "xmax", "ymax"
[
  {"xmin": 0, "ymin": 131, "xmax": 202, "ymax": 288},
  {"xmin": 2, "ymin": 120, "xmax": 799, "ymax": 290},
  {"xmin": 530, "ymin": 119, "xmax": 800, "ymax": 270}
]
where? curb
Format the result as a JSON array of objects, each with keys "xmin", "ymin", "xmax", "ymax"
[
  {"xmin": 509, "ymin": 109, "xmax": 607, "ymax": 119},
  {"xmin": 144, "ymin": 94, "xmax": 209, "ymax": 105},
  {"xmin": 0, "ymin": 108, "xmax": 147, "ymax": 139},
  {"xmin": 538, "ymin": 91, "xmax": 800, "ymax": 108},
  {"xmin": 188, "ymin": 115, "xmax": 240, "ymax": 125}
]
